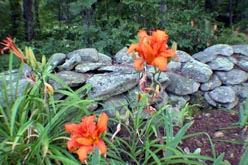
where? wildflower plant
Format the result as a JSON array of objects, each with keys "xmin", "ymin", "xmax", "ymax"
[
  {"xmin": 127, "ymin": 29, "xmax": 177, "ymax": 115},
  {"xmin": 0, "ymin": 36, "xmax": 93, "ymax": 164},
  {"xmin": 0, "ymin": 36, "xmax": 54, "ymax": 103},
  {"xmin": 65, "ymin": 113, "xmax": 108, "ymax": 163}
]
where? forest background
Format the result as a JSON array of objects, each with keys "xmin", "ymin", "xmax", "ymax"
[{"xmin": 0, "ymin": 0, "xmax": 247, "ymax": 71}]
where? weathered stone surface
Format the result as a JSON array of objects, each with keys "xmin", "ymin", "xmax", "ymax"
[
  {"xmin": 209, "ymin": 86, "xmax": 236, "ymax": 103},
  {"xmin": 236, "ymin": 58, "xmax": 248, "ymax": 72},
  {"xmin": 232, "ymin": 45, "xmax": 248, "ymax": 56},
  {"xmin": 221, "ymin": 97, "xmax": 239, "ymax": 109},
  {"xmin": 207, "ymin": 56, "xmax": 234, "ymax": 71},
  {"xmin": 168, "ymin": 93, "xmax": 190, "ymax": 109},
  {"xmin": 67, "ymin": 48, "xmax": 99, "ymax": 62},
  {"xmin": 233, "ymin": 83, "xmax": 248, "ymax": 99},
  {"xmin": 47, "ymin": 53, "xmax": 66, "ymax": 67},
  {"xmin": 102, "ymin": 95, "xmax": 128, "ymax": 118},
  {"xmin": 204, "ymin": 92, "xmax": 217, "ymax": 106},
  {"xmin": 147, "ymin": 67, "xmax": 170, "ymax": 84},
  {"xmin": 98, "ymin": 65, "xmax": 136, "ymax": 74},
  {"xmin": 175, "ymin": 50, "xmax": 194, "ymax": 63},
  {"xmin": 167, "ymin": 61, "xmax": 182, "ymax": 72},
  {"xmin": 60, "ymin": 55, "xmax": 81, "ymax": 70},
  {"xmin": 0, "ymin": 70, "xmax": 22, "ymax": 86},
  {"xmin": 215, "ymin": 69, "xmax": 248, "ymax": 85},
  {"xmin": 192, "ymin": 51, "xmax": 217, "ymax": 63},
  {"xmin": 181, "ymin": 60, "xmax": 213, "ymax": 82},
  {"xmin": 114, "ymin": 47, "xmax": 134, "ymax": 64},
  {"xmin": 166, "ymin": 72, "xmax": 200, "ymax": 95},
  {"xmin": 87, "ymin": 72, "xmax": 139, "ymax": 99},
  {"xmin": 2, "ymin": 44, "xmax": 248, "ymax": 114},
  {"xmin": 204, "ymin": 44, "xmax": 234, "ymax": 56},
  {"xmin": 200, "ymin": 74, "xmax": 222, "ymax": 91},
  {"xmin": 50, "ymin": 71, "xmax": 87, "ymax": 89},
  {"xmin": 75, "ymin": 63, "xmax": 104, "ymax": 73},
  {"xmin": 230, "ymin": 55, "xmax": 248, "ymax": 72},
  {"xmin": 98, "ymin": 53, "xmax": 112, "ymax": 64},
  {"xmin": 0, "ymin": 78, "xmax": 30, "ymax": 105}
]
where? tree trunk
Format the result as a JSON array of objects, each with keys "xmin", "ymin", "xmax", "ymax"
[
  {"xmin": 23, "ymin": 0, "xmax": 34, "ymax": 41},
  {"xmin": 81, "ymin": 5, "xmax": 95, "ymax": 46}
]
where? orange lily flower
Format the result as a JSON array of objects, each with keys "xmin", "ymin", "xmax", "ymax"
[
  {"xmin": 0, "ymin": 36, "xmax": 27, "ymax": 63},
  {"xmin": 65, "ymin": 113, "xmax": 108, "ymax": 162},
  {"xmin": 128, "ymin": 30, "xmax": 176, "ymax": 71}
]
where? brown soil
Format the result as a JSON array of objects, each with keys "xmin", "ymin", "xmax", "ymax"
[{"xmin": 179, "ymin": 109, "xmax": 248, "ymax": 165}]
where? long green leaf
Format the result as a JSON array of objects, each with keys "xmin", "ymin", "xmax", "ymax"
[
  {"xmin": 92, "ymin": 147, "xmax": 101, "ymax": 165},
  {"xmin": 239, "ymin": 146, "xmax": 248, "ymax": 165},
  {"xmin": 48, "ymin": 155, "xmax": 80, "ymax": 165},
  {"xmin": 12, "ymin": 120, "xmax": 34, "ymax": 151},
  {"xmin": 10, "ymin": 95, "xmax": 26, "ymax": 136},
  {"xmin": 213, "ymin": 152, "xmax": 225, "ymax": 165}
]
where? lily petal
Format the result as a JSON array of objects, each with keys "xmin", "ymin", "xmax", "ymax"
[
  {"xmin": 77, "ymin": 137, "xmax": 94, "ymax": 145},
  {"xmin": 152, "ymin": 56, "xmax": 168, "ymax": 71},
  {"xmin": 97, "ymin": 113, "xmax": 108, "ymax": 133},
  {"xmin": 152, "ymin": 30, "xmax": 168, "ymax": 42},
  {"xmin": 76, "ymin": 146, "xmax": 93, "ymax": 162},
  {"xmin": 65, "ymin": 124, "xmax": 80, "ymax": 133},
  {"xmin": 81, "ymin": 115, "xmax": 96, "ymax": 135},
  {"xmin": 133, "ymin": 58, "xmax": 144, "ymax": 70},
  {"xmin": 127, "ymin": 43, "xmax": 140, "ymax": 54},
  {"xmin": 138, "ymin": 30, "xmax": 148, "ymax": 38},
  {"xmin": 95, "ymin": 140, "xmax": 107, "ymax": 154},
  {"xmin": 67, "ymin": 139, "xmax": 80, "ymax": 152}
]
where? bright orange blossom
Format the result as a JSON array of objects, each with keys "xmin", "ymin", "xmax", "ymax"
[
  {"xmin": 127, "ymin": 30, "xmax": 176, "ymax": 71},
  {"xmin": 65, "ymin": 113, "xmax": 108, "ymax": 162},
  {"xmin": 0, "ymin": 36, "xmax": 27, "ymax": 63}
]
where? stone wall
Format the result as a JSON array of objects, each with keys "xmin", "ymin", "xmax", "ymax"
[{"xmin": 1, "ymin": 44, "xmax": 248, "ymax": 117}]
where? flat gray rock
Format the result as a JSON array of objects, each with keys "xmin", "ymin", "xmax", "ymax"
[
  {"xmin": 67, "ymin": 48, "xmax": 99, "ymax": 62},
  {"xmin": 232, "ymin": 45, "xmax": 248, "ymax": 56},
  {"xmin": 98, "ymin": 53, "xmax": 112, "ymax": 64},
  {"xmin": 98, "ymin": 65, "xmax": 136, "ymax": 74},
  {"xmin": 216, "ymin": 69, "xmax": 248, "ymax": 85},
  {"xmin": 167, "ymin": 61, "xmax": 182, "ymax": 72},
  {"xmin": 87, "ymin": 72, "xmax": 139, "ymax": 99},
  {"xmin": 175, "ymin": 50, "xmax": 194, "ymax": 63},
  {"xmin": 50, "ymin": 71, "xmax": 87, "ymax": 89},
  {"xmin": 47, "ymin": 53, "xmax": 66, "ymax": 67},
  {"xmin": 75, "ymin": 63, "xmax": 103, "ymax": 73},
  {"xmin": 166, "ymin": 72, "xmax": 200, "ymax": 95},
  {"xmin": 207, "ymin": 56, "xmax": 234, "ymax": 71},
  {"xmin": 60, "ymin": 55, "xmax": 81, "ymax": 70},
  {"xmin": 114, "ymin": 47, "xmax": 134, "ymax": 64},
  {"xmin": 204, "ymin": 44, "xmax": 234, "ymax": 56},
  {"xmin": 200, "ymin": 74, "xmax": 222, "ymax": 91},
  {"xmin": 230, "ymin": 55, "xmax": 248, "ymax": 72},
  {"xmin": 209, "ymin": 86, "xmax": 236, "ymax": 103},
  {"xmin": 181, "ymin": 60, "xmax": 213, "ymax": 82},
  {"xmin": 192, "ymin": 51, "xmax": 217, "ymax": 63}
]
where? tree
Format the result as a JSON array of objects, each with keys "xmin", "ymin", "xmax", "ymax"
[{"xmin": 23, "ymin": 0, "xmax": 34, "ymax": 41}]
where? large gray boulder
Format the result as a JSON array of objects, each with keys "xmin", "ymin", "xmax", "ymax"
[
  {"xmin": 87, "ymin": 72, "xmax": 139, "ymax": 100},
  {"xmin": 181, "ymin": 60, "xmax": 213, "ymax": 83},
  {"xmin": 166, "ymin": 72, "xmax": 200, "ymax": 95}
]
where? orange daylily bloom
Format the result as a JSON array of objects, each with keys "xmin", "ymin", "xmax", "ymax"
[
  {"xmin": 128, "ymin": 30, "xmax": 176, "ymax": 71},
  {"xmin": 0, "ymin": 36, "xmax": 27, "ymax": 63},
  {"xmin": 65, "ymin": 113, "xmax": 108, "ymax": 162}
]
